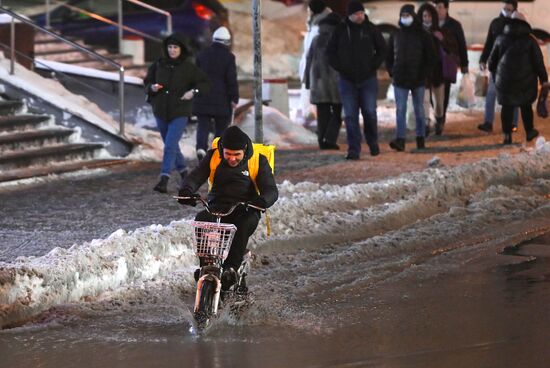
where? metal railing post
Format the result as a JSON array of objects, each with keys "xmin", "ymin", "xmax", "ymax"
[
  {"xmin": 46, "ymin": 0, "xmax": 51, "ymax": 29},
  {"xmin": 119, "ymin": 68, "xmax": 125, "ymax": 136},
  {"xmin": 118, "ymin": 0, "xmax": 123, "ymax": 53},
  {"xmin": 9, "ymin": 16, "xmax": 15, "ymax": 75},
  {"xmin": 167, "ymin": 13, "xmax": 172, "ymax": 35}
]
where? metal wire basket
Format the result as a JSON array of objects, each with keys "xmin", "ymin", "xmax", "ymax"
[{"xmin": 191, "ymin": 221, "xmax": 237, "ymax": 259}]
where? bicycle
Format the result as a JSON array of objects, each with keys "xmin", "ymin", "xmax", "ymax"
[{"xmin": 174, "ymin": 195, "xmax": 265, "ymax": 328}]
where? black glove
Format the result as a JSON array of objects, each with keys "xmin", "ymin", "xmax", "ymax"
[{"xmin": 177, "ymin": 188, "xmax": 198, "ymax": 207}]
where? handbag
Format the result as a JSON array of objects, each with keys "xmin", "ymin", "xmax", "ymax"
[
  {"xmin": 537, "ymin": 84, "xmax": 549, "ymax": 118},
  {"xmin": 475, "ymin": 73, "xmax": 489, "ymax": 97},
  {"xmin": 457, "ymin": 74, "xmax": 476, "ymax": 109}
]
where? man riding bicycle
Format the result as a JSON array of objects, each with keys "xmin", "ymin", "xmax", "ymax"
[{"xmin": 178, "ymin": 126, "xmax": 279, "ymax": 291}]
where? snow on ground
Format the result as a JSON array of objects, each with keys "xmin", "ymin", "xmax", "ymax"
[{"xmin": 3, "ymin": 143, "xmax": 550, "ymax": 328}]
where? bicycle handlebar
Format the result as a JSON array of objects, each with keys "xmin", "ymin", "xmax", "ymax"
[{"xmin": 173, "ymin": 196, "xmax": 266, "ymax": 216}]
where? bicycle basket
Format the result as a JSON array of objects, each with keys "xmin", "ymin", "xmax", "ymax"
[{"xmin": 191, "ymin": 221, "xmax": 237, "ymax": 259}]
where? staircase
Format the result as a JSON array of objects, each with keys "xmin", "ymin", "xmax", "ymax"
[
  {"xmin": 0, "ymin": 97, "xmax": 127, "ymax": 183},
  {"xmin": 33, "ymin": 33, "xmax": 149, "ymax": 78}
]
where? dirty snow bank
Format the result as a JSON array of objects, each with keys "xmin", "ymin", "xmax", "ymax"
[{"xmin": 3, "ymin": 147, "xmax": 550, "ymax": 327}]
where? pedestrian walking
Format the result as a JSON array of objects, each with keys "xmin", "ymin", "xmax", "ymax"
[
  {"xmin": 434, "ymin": 0, "xmax": 468, "ymax": 134},
  {"xmin": 488, "ymin": 12, "xmax": 549, "ymax": 145},
  {"xmin": 326, "ymin": 0, "xmax": 386, "ymax": 159},
  {"xmin": 386, "ymin": 4, "xmax": 435, "ymax": 151},
  {"xmin": 298, "ymin": 0, "xmax": 331, "ymax": 124},
  {"xmin": 417, "ymin": 3, "xmax": 457, "ymax": 137},
  {"xmin": 305, "ymin": 10, "xmax": 343, "ymax": 150},
  {"xmin": 477, "ymin": 0, "xmax": 519, "ymax": 134},
  {"xmin": 193, "ymin": 26, "xmax": 239, "ymax": 162},
  {"xmin": 144, "ymin": 33, "xmax": 210, "ymax": 193}
]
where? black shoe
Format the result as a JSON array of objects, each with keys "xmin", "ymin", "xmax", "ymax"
[
  {"xmin": 435, "ymin": 117, "xmax": 445, "ymax": 136},
  {"xmin": 416, "ymin": 136, "xmax": 425, "ymax": 150},
  {"xmin": 345, "ymin": 153, "xmax": 360, "ymax": 160},
  {"xmin": 221, "ymin": 267, "xmax": 237, "ymax": 291},
  {"xmin": 369, "ymin": 144, "xmax": 380, "ymax": 156},
  {"xmin": 193, "ymin": 268, "xmax": 200, "ymax": 282},
  {"xmin": 526, "ymin": 129, "xmax": 539, "ymax": 142},
  {"xmin": 196, "ymin": 149, "xmax": 206, "ymax": 161},
  {"xmin": 389, "ymin": 138, "xmax": 405, "ymax": 152},
  {"xmin": 503, "ymin": 133, "xmax": 513, "ymax": 145},
  {"xmin": 477, "ymin": 122, "xmax": 493, "ymax": 133},
  {"xmin": 153, "ymin": 175, "xmax": 169, "ymax": 193}
]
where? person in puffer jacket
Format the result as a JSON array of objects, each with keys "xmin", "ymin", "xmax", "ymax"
[
  {"xmin": 386, "ymin": 4, "xmax": 435, "ymax": 152},
  {"xmin": 488, "ymin": 12, "xmax": 549, "ymax": 145}
]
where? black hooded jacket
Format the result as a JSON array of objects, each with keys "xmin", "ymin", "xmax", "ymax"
[
  {"xmin": 479, "ymin": 14, "xmax": 512, "ymax": 64},
  {"xmin": 326, "ymin": 16, "xmax": 386, "ymax": 83},
  {"xmin": 144, "ymin": 34, "xmax": 210, "ymax": 121},
  {"xmin": 488, "ymin": 19, "xmax": 548, "ymax": 106},
  {"xmin": 386, "ymin": 18, "xmax": 435, "ymax": 89},
  {"xmin": 180, "ymin": 135, "xmax": 278, "ymax": 211}
]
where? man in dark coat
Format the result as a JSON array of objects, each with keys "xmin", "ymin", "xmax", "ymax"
[
  {"xmin": 326, "ymin": 0, "xmax": 386, "ymax": 160},
  {"xmin": 193, "ymin": 26, "xmax": 239, "ymax": 161},
  {"xmin": 178, "ymin": 126, "xmax": 278, "ymax": 290},
  {"xmin": 144, "ymin": 33, "xmax": 210, "ymax": 193},
  {"xmin": 477, "ymin": 0, "xmax": 519, "ymax": 133},
  {"xmin": 434, "ymin": 0, "xmax": 468, "ymax": 120},
  {"xmin": 305, "ymin": 10, "xmax": 343, "ymax": 150},
  {"xmin": 488, "ymin": 12, "xmax": 549, "ymax": 144},
  {"xmin": 386, "ymin": 4, "xmax": 435, "ymax": 151}
]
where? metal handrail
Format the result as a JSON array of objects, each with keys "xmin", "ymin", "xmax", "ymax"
[
  {"xmin": 44, "ymin": 0, "xmax": 169, "ymax": 52},
  {"xmin": 0, "ymin": 7, "xmax": 126, "ymax": 136}
]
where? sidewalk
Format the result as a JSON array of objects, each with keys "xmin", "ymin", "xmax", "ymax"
[{"xmin": 1, "ymin": 108, "xmax": 547, "ymax": 262}]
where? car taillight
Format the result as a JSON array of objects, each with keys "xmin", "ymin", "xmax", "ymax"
[{"xmin": 193, "ymin": 2, "xmax": 214, "ymax": 20}]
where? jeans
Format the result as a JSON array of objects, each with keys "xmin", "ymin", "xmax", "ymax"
[
  {"xmin": 155, "ymin": 116, "xmax": 187, "ymax": 177},
  {"xmin": 394, "ymin": 85, "xmax": 426, "ymax": 138},
  {"xmin": 196, "ymin": 115, "xmax": 231, "ymax": 152},
  {"xmin": 485, "ymin": 75, "xmax": 518, "ymax": 126},
  {"xmin": 338, "ymin": 76, "xmax": 378, "ymax": 156}
]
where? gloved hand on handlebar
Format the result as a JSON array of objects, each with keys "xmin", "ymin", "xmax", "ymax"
[
  {"xmin": 247, "ymin": 195, "xmax": 267, "ymax": 209},
  {"xmin": 177, "ymin": 188, "xmax": 199, "ymax": 206}
]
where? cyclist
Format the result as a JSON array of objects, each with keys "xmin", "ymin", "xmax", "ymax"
[{"xmin": 177, "ymin": 126, "xmax": 279, "ymax": 290}]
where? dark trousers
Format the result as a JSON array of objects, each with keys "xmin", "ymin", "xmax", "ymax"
[
  {"xmin": 443, "ymin": 81, "xmax": 452, "ymax": 117},
  {"xmin": 196, "ymin": 115, "xmax": 231, "ymax": 152},
  {"xmin": 316, "ymin": 103, "xmax": 342, "ymax": 146},
  {"xmin": 501, "ymin": 104, "xmax": 533, "ymax": 134},
  {"xmin": 195, "ymin": 207, "xmax": 260, "ymax": 270}
]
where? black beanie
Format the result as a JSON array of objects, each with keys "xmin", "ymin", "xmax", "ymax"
[
  {"xmin": 221, "ymin": 126, "xmax": 249, "ymax": 150},
  {"xmin": 400, "ymin": 4, "xmax": 416, "ymax": 16},
  {"xmin": 347, "ymin": 0, "xmax": 364, "ymax": 16},
  {"xmin": 308, "ymin": 0, "xmax": 326, "ymax": 15}
]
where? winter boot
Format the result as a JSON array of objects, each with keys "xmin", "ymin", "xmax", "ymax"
[
  {"xmin": 221, "ymin": 267, "xmax": 237, "ymax": 291},
  {"xmin": 526, "ymin": 129, "xmax": 539, "ymax": 142},
  {"xmin": 416, "ymin": 136, "xmax": 425, "ymax": 150},
  {"xmin": 477, "ymin": 122, "xmax": 493, "ymax": 133},
  {"xmin": 369, "ymin": 143, "xmax": 380, "ymax": 156},
  {"xmin": 153, "ymin": 175, "xmax": 169, "ymax": 193},
  {"xmin": 196, "ymin": 148, "xmax": 206, "ymax": 161},
  {"xmin": 389, "ymin": 138, "xmax": 405, "ymax": 152},
  {"xmin": 502, "ymin": 133, "xmax": 513, "ymax": 145},
  {"xmin": 435, "ymin": 117, "xmax": 445, "ymax": 136}
]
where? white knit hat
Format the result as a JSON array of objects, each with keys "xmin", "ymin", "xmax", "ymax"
[{"xmin": 212, "ymin": 27, "xmax": 231, "ymax": 44}]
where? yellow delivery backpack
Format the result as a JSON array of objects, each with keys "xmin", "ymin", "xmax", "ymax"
[{"xmin": 208, "ymin": 137, "xmax": 275, "ymax": 235}]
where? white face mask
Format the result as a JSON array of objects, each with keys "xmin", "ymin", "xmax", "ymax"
[{"xmin": 401, "ymin": 16, "xmax": 413, "ymax": 26}]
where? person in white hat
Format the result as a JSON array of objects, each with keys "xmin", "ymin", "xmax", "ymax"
[{"xmin": 193, "ymin": 26, "xmax": 239, "ymax": 161}]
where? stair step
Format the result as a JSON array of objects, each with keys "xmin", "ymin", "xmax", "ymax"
[
  {"xmin": 0, "ymin": 159, "xmax": 130, "ymax": 183},
  {"xmin": 0, "ymin": 100, "xmax": 25, "ymax": 115},
  {"xmin": 35, "ymin": 47, "xmax": 112, "ymax": 59},
  {"xmin": 0, "ymin": 143, "xmax": 105, "ymax": 170},
  {"xmin": 0, "ymin": 115, "xmax": 52, "ymax": 132},
  {"xmin": 0, "ymin": 128, "xmax": 74, "ymax": 153}
]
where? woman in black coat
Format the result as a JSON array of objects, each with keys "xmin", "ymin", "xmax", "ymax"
[
  {"xmin": 144, "ymin": 33, "xmax": 210, "ymax": 193},
  {"xmin": 488, "ymin": 13, "xmax": 548, "ymax": 145}
]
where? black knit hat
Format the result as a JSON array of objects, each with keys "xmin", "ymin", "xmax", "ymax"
[
  {"xmin": 221, "ymin": 126, "xmax": 249, "ymax": 150},
  {"xmin": 400, "ymin": 4, "xmax": 416, "ymax": 16},
  {"xmin": 347, "ymin": 0, "xmax": 364, "ymax": 16},
  {"xmin": 308, "ymin": 0, "xmax": 326, "ymax": 15}
]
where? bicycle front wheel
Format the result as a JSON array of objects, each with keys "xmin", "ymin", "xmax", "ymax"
[{"xmin": 194, "ymin": 278, "xmax": 219, "ymax": 327}]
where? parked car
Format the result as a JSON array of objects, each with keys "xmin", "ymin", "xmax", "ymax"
[
  {"xmin": 362, "ymin": 0, "xmax": 550, "ymax": 44},
  {"xmin": 31, "ymin": 0, "xmax": 227, "ymax": 54}
]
